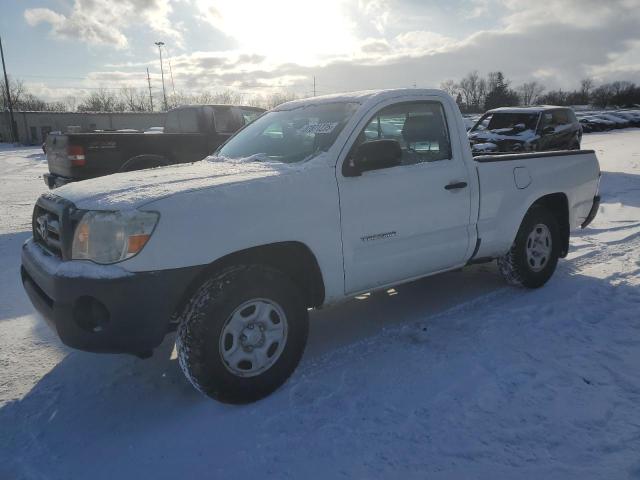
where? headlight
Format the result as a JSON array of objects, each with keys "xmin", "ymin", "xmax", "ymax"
[{"xmin": 72, "ymin": 210, "xmax": 159, "ymax": 264}]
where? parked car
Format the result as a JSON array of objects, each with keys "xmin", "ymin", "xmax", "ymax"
[
  {"xmin": 21, "ymin": 89, "xmax": 601, "ymax": 403},
  {"xmin": 607, "ymin": 111, "xmax": 640, "ymax": 127},
  {"xmin": 586, "ymin": 115, "xmax": 617, "ymax": 130},
  {"xmin": 468, "ymin": 106, "xmax": 582, "ymax": 154},
  {"xmin": 43, "ymin": 104, "xmax": 265, "ymax": 188},
  {"xmin": 594, "ymin": 113, "xmax": 629, "ymax": 129}
]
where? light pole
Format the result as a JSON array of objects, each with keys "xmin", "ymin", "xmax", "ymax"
[
  {"xmin": 0, "ymin": 35, "xmax": 17, "ymax": 143},
  {"xmin": 155, "ymin": 41, "xmax": 168, "ymax": 111}
]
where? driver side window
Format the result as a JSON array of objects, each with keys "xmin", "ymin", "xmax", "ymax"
[{"xmin": 358, "ymin": 101, "xmax": 452, "ymax": 164}]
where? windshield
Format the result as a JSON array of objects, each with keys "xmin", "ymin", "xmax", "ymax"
[
  {"xmin": 472, "ymin": 112, "xmax": 539, "ymax": 132},
  {"xmin": 216, "ymin": 102, "xmax": 359, "ymax": 163}
]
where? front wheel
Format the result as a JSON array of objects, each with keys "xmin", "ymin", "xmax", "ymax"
[
  {"xmin": 498, "ymin": 206, "xmax": 560, "ymax": 288},
  {"xmin": 176, "ymin": 265, "xmax": 309, "ymax": 403}
]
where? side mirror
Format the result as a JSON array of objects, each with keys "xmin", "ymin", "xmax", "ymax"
[
  {"xmin": 343, "ymin": 139, "xmax": 402, "ymax": 177},
  {"xmin": 514, "ymin": 123, "xmax": 526, "ymax": 132},
  {"xmin": 542, "ymin": 126, "xmax": 555, "ymax": 135}
]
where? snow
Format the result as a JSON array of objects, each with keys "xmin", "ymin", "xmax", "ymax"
[
  {"xmin": 23, "ymin": 240, "xmax": 132, "ymax": 279},
  {"xmin": 1, "ymin": 130, "xmax": 640, "ymax": 479},
  {"xmin": 54, "ymin": 157, "xmax": 292, "ymax": 210}
]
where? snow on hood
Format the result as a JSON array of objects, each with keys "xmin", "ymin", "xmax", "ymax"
[{"xmin": 55, "ymin": 157, "xmax": 296, "ymax": 211}]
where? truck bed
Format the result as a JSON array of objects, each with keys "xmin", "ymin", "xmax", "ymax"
[
  {"xmin": 472, "ymin": 149, "xmax": 600, "ymax": 259},
  {"xmin": 45, "ymin": 131, "xmax": 217, "ymax": 182}
]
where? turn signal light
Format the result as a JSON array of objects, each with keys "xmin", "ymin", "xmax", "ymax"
[{"xmin": 127, "ymin": 234, "xmax": 151, "ymax": 254}]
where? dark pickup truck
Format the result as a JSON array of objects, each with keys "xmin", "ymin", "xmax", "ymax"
[{"xmin": 44, "ymin": 104, "xmax": 264, "ymax": 188}]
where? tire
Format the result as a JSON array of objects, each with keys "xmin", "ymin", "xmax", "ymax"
[
  {"xmin": 119, "ymin": 155, "xmax": 167, "ymax": 172},
  {"xmin": 569, "ymin": 138, "xmax": 581, "ymax": 150},
  {"xmin": 176, "ymin": 265, "xmax": 309, "ymax": 403},
  {"xmin": 497, "ymin": 206, "xmax": 560, "ymax": 288}
]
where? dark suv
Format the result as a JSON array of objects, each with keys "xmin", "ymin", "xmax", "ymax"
[{"xmin": 468, "ymin": 106, "xmax": 582, "ymax": 155}]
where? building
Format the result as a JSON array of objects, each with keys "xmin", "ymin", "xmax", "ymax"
[{"xmin": 0, "ymin": 110, "xmax": 166, "ymax": 144}]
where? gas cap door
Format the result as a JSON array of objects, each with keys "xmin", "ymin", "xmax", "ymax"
[{"xmin": 513, "ymin": 167, "xmax": 532, "ymax": 189}]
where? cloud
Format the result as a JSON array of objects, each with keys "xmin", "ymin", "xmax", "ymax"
[
  {"xmin": 26, "ymin": 0, "xmax": 640, "ymax": 101},
  {"xmin": 24, "ymin": 0, "xmax": 181, "ymax": 49}
]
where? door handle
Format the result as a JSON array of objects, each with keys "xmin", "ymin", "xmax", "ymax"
[{"xmin": 444, "ymin": 181, "xmax": 468, "ymax": 190}]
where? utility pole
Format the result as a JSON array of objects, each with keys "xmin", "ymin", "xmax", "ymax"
[
  {"xmin": 168, "ymin": 58, "xmax": 176, "ymax": 105},
  {"xmin": 154, "ymin": 41, "xmax": 168, "ymax": 111},
  {"xmin": 313, "ymin": 76, "xmax": 316, "ymax": 96},
  {"xmin": 146, "ymin": 68, "xmax": 154, "ymax": 111},
  {"xmin": 0, "ymin": 35, "xmax": 17, "ymax": 143}
]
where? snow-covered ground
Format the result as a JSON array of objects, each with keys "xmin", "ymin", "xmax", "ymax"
[{"xmin": 1, "ymin": 131, "xmax": 639, "ymax": 479}]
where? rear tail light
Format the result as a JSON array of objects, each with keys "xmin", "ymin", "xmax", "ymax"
[{"xmin": 67, "ymin": 145, "xmax": 86, "ymax": 166}]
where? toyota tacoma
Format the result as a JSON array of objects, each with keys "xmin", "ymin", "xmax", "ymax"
[{"xmin": 22, "ymin": 89, "xmax": 601, "ymax": 403}]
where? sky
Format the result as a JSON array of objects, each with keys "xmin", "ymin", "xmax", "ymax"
[{"xmin": 1, "ymin": 0, "xmax": 640, "ymax": 103}]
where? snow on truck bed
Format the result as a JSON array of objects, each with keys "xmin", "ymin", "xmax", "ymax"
[{"xmin": 1, "ymin": 131, "xmax": 640, "ymax": 479}]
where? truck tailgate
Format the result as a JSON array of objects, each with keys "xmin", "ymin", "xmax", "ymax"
[{"xmin": 45, "ymin": 134, "xmax": 70, "ymax": 177}]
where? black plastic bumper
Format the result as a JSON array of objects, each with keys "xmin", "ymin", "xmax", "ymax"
[
  {"xmin": 44, "ymin": 173, "xmax": 74, "ymax": 189},
  {"xmin": 581, "ymin": 195, "xmax": 601, "ymax": 229},
  {"xmin": 21, "ymin": 240, "xmax": 203, "ymax": 356}
]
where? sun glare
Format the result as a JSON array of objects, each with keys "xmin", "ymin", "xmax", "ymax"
[{"xmin": 197, "ymin": 0, "xmax": 359, "ymax": 64}]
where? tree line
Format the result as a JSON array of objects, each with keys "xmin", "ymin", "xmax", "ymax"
[
  {"xmin": 3, "ymin": 73, "xmax": 640, "ymax": 114},
  {"xmin": 0, "ymin": 77, "xmax": 300, "ymax": 113},
  {"xmin": 441, "ymin": 71, "xmax": 640, "ymax": 113}
]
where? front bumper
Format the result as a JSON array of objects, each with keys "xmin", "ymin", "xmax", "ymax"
[
  {"xmin": 44, "ymin": 173, "xmax": 74, "ymax": 189},
  {"xmin": 21, "ymin": 239, "xmax": 203, "ymax": 356}
]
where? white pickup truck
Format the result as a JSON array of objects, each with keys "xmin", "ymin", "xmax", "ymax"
[{"xmin": 21, "ymin": 89, "xmax": 601, "ymax": 403}]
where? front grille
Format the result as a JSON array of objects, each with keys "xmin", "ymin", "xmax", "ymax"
[
  {"xmin": 33, "ymin": 205, "xmax": 62, "ymax": 257},
  {"xmin": 32, "ymin": 193, "xmax": 77, "ymax": 260}
]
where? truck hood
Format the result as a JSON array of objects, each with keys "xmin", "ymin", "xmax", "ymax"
[{"xmin": 54, "ymin": 157, "xmax": 296, "ymax": 210}]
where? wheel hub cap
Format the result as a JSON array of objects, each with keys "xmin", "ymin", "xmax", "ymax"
[
  {"xmin": 219, "ymin": 299, "xmax": 288, "ymax": 378},
  {"xmin": 526, "ymin": 223, "xmax": 552, "ymax": 272},
  {"xmin": 240, "ymin": 324, "xmax": 264, "ymax": 348}
]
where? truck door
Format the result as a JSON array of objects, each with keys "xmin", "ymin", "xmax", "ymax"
[{"xmin": 337, "ymin": 99, "xmax": 473, "ymax": 294}]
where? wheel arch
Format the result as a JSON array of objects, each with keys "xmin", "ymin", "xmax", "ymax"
[
  {"xmin": 528, "ymin": 192, "xmax": 570, "ymax": 257},
  {"xmin": 173, "ymin": 241, "xmax": 326, "ymax": 323}
]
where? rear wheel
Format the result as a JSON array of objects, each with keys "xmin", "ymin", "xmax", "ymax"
[
  {"xmin": 498, "ymin": 206, "xmax": 560, "ymax": 288},
  {"xmin": 176, "ymin": 265, "xmax": 308, "ymax": 403}
]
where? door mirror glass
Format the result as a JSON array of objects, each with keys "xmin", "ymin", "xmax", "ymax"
[
  {"xmin": 345, "ymin": 139, "xmax": 402, "ymax": 176},
  {"xmin": 542, "ymin": 125, "xmax": 555, "ymax": 134},
  {"xmin": 514, "ymin": 123, "xmax": 526, "ymax": 132}
]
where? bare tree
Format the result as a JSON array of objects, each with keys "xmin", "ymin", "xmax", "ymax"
[
  {"xmin": 439, "ymin": 79, "xmax": 458, "ymax": 98},
  {"xmin": 0, "ymin": 76, "xmax": 26, "ymax": 110},
  {"xmin": 580, "ymin": 78, "xmax": 594, "ymax": 101},
  {"xmin": 120, "ymin": 86, "xmax": 151, "ymax": 111},
  {"xmin": 518, "ymin": 81, "xmax": 545, "ymax": 106},
  {"xmin": 477, "ymin": 78, "xmax": 488, "ymax": 109},
  {"xmin": 459, "ymin": 71, "xmax": 481, "ymax": 110},
  {"xmin": 77, "ymin": 88, "xmax": 125, "ymax": 112},
  {"xmin": 168, "ymin": 89, "xmax": 245, "ymax": 108},
  {"xmin": 487, "ymin": 71, "xmax": 501, "ymax": 92}
]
